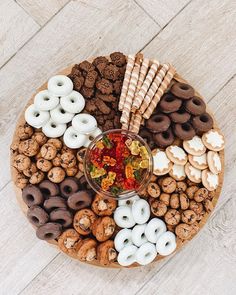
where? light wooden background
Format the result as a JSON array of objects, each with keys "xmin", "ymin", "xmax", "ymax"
[{"xmin": 0, "ymin": 1, "xmax": 236, "ymax": 294}]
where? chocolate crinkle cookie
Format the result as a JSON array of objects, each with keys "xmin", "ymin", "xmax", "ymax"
[
  {"xmin": 110, "ymin": 52, "xmax": 126, "ymax": 67},
  {"xmin": 96, "ymin": 78, "xmax": 113, "ymax": 95},
  {"xmin": 102, "ymin": 64, "xmax": 119, "ymax": 81}
]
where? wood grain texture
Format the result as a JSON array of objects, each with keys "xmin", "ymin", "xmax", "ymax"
[
  {"xmin": 0, "ymin": 0, "xmax": 160, "ymax": 190},
  {"xmin": 0, "ymin": 0, "xmax": 39, "ymax": 67},
  {"xmin": 16, "ymin": 0, "xmax": 70, "ymax": 26},
  {"xmin": 136, "ymin": 0, "xmax": 190, "ymax": 27},
  {"xmin": 143, "ymin": 0, "xmax": 236, "ymax": 101}
]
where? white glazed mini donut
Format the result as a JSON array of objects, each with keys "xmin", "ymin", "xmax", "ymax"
[
  {"xmin": 132, "ymin": 199, "xmax": 150, "ymax": 225},
  {"xmin": 25, "ymin": 104, "xmax": 50, "ymax": 128},
  {"xmin": 72, "ymin": 113, "xmax": 97, "ymax": 134},
  {"xmin": 114, "ymin": 228, "xmax": 132, "ymax": 252},
  {"xmin": 145, "ymin": 218, "xmax": 167, "ymax": 244},
  {"xmin": 131, "ymin": 224, "xmax": 148, "ymax": 247},
  {"xmin": 114, "ymin": 206, "xmax": 136, "ymax": 228},
  {"xmin": 117, "ymin": 245, "xmax": 137, "ymax": 266},
  {"xmin": 118, "ymin": 195, "xmax": 140, "ymax": 207},
  {"xmin": 156, "ymin": 231, "xmax": 176, "ymax": 256},
  {"xmin": 136, "ymin": 242, "xmax": 157, "ymax": 265},
  {"xmin": 63, "ymin": 126, "xmax": 87, "ymax": 149},
  {"xmin": 34, "ymin": 90, "xmax": 59, "ymax": 111},
  {"xmin": 50, "ymin": 104, "xmax": 74, "ymax": 124},
  {"xmin": 60, "ymin": 91, "xmax": 85, "ymax": 114},
  {"xmin": 48, "ymin": 75, "xmax": 73, "ymax": 96},
  {"xmin": 42, "ymin": 118, "xmax": 67, "ymax": 138}
]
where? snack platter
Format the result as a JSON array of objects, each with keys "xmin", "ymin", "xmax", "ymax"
[{"xmin": 10, "ymin": 53, "xmax": 224, "ymax": 268}]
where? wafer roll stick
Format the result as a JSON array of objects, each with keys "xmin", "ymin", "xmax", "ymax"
[
  {"xmin": 130, "ymin": 111, "xmax": 142, "ymax": 134},
  {"xmin": 132, "ymin": 60, "xmax": 159, "ymax": 112},
  {"xmin": 119, "ymin": 55, "xmax": 135, "ymax": 111},
  {"xmin": 132, "ymin": 58, "xmax": 150, "ymax": 112},
  {"xmin": 128, "ymin": 112, "xmax": 136, "ymax": 131},
  {"xmin": 122, "ymin": 121, "xmax": 129, "ymax": 130},
  {"xmin": 120, "ymin": 54, "xmax": 143, "ymax": 125},
  {"xmin": 143, "ymin": 66, "xmax": 176, "ymax": 119},
  {"xmin": 139, "ymin": 63, "xmax": 170, "ymax": 114}
]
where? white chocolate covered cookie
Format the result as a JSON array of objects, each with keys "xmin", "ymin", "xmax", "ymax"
[
  {"xmin": 152, "ymin": 149, "xmax": 172, "ymax": 176},
  {"xmin": 169, "ymin": 163, "xmax": 186, "ymax": 181},
  {"xmin": 207, "ymin": 151, "xmax": 222, "ymax": 174},
  {"xmin": 185, "ymin": 162, "xmax": 202, "ymax": 183},
  {"xmin": 202, "ymin": 169, "xmax": 219, "ymax": 191},
  {"xmin": 188, "ymin": 153, "xmax": 208, "ymax": 170},
  {"xmin": 183, "ymin": 136, "xmax": 206, "ymax": 156},
  {"xmin": 166, "ymin": 145, "xmax": 187, "ymax": 165},
  {"xmin": 202, "ymin": 129, "xmax": 225, "ymax": 151}
]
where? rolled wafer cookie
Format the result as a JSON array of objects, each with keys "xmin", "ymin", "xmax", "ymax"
[
  {"xmin": 143, "ymin": 66, "xmax": 176, "ymax": 119},
  {"xmin": 122, "ymin": 122, "xmax": 129, "ymax": 130},
  {"xmin": 132, "ymin": 58, "xmax": 150, "ymax": 112},
  {"xmin": 119, "ymin": 55, "xmax": 135, "ymax": 111},
  {"xmin": 132, "ymin": 60, "xmax": 159, "ymax": 112},
  {"xmin": 139, "ymin": 63, "xmax": 170, "ymax": 114},
  {"xmin": 120, "ymin": 54, "xmax": 143, "ymax": 125},
  {"xmin": 130, "ymin": 112, "xmax": 142, "ymax": 134},
  {"xmin": 128, "ymin": 112, "xmax": 136, "ymax": 131}
]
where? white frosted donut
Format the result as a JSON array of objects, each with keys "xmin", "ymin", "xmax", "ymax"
[
  {"xmin": 72, "ymin": 113, "xmax": 97, "ymax": 134},
  {"xmin": 63, "ymin": 126, "xmax": 87, "ymax": 149},
  {"xmin": 114, "ymin": 206, "xmax": 136, "ymax": 228},
  {"xmin": 132, "ymin": 199, "xmax": 150, "ymax": 225},
  {"xmin": 42, "ymin": 118, "xmax": 66, "ymax": 138},
  {"xmin": 145, "ymin": 218, "xmax": 167, "ymax": 243},
  {"xmin": 60, "ymin": 91, "xmax": 85, "ymax": 114},
  {"xmin": 118, "ymin": 194, "xmax": 140, "ymax": 207},
  {"xmin": 48, "ymin": 75, "xmax": 73, "ymax": 96},
  {"xmin": 156, "ymin": 231, "xmax": 176, "ymax": 256},
  {"xmin": 50, "ymin": 104, "xmax": 74, "ymax": 124},
  {"xmin": 131, "ymin": 224, "xmax": 148, "ymax": 247},
  {"xmin": 117, "ymin": 245, "xmax": 137, "ymax": 266},
  {"xmin": 25, "ymin": 104, "xmax": 50, "ymax": 128},
  {"xmin": 34, "ymin": 90, "xmax": 59, "ymax": 111},
  {"xmin": 114, "ymin": 229, "xmax": 132, "ymax": 252},
  {"xmin": 136, "ymin": 242, "xmax": 157, "ymax": 265}
]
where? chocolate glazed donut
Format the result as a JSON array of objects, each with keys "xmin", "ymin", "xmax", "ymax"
[
  {"xmin": 59, "ymin": 177, "xmax": 80, "ymax": 198},
  {"xmin": 39, "ymin": 180, "xmax": 59, "ymax": 198},
  {"xmin": 159, "ymin": 93, "xmax": 182, "ymax": 113},
  {"xmin": 27, "ymin": 205, "xmax": 49, "ymax": 227},
  {"xmin": 192, "ymin": 112, "xmax": 213, "ymax": 133},
  {"xmin": 153, "ymin": 128, "xmax": 175, "ymax": 148},
  {"xmin": 170, "ymin": 82, "xmax": 194, "ymax": 100},
  {"xmin": 185, "ymin": 96, "xmax": 206, "ymax": 115},
  {"xmin": 36, "ymin": 222, "xmax": 62, "ymax": 240},
  {"xmin": 44, "ymin": 196, "xmax": 67, "ymax": 212},
  {"xmin": 173, "ymin": 122, "xmax": 196, "ymax": 140},
  {"xmin": 67, "ymin": 190, "xmax": 93, "ymax": 210},
  {"xmin": 50, "ymin": 208, "xmax": 73, "ymax": 228},
  {"xmin": 146, "ymin": 114, "xmax": 171, "ymax": 133},
  {"xmin": 139, "ymin": 128, "xmax": 156, "ymax": 150},
  {"xmin": 22, "ymin": 185, "xmax": 44, "ymax": 207},
  {"xmin": 169, "ymin": 109, "xmax": 191, "ymax": 123}
]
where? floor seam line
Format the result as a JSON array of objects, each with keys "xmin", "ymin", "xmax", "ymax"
[{"xmin": 133, "ymin": 0, "xmax": 161, "ymax": 28}]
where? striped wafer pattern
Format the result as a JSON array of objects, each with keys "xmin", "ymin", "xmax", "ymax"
[
  {"xmin": 119, "ymin": 55, "xmax": 135, "ymax": 111},
  {"xmin": 139, "ymin": 63, "xmax": 170, "ymax": 114},
  {"xmin": 130, "ymin": 111, "xmax": 142, "ymax": 134},
  {"xmin": 143, "ymin": 66, "xmax": 176, "ymax": 119}
]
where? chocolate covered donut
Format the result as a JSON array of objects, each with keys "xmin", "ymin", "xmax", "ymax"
[
  {"xmin": 173, "ymin": 122, "xmax": 196, "ymax": 140},
  {"xmin": 22, "ymin": 184, "xmax": 44, "ymax": 207},
  {"xmin": 169, "ymin": 109, "xmax": 191, "ymax": 123},
  {"xmin": 146, "ymin": 114, "xmax": 171, "ymax": 133},
  {"xmin": 50, "ymin": 208, "xmax": 73, "ymax": 228},
  {"xmin": 44, "ymin": 196, "xmax": 67, "ymax": 212},
  {"xmin": 185, "ymin": 96, "xmax": 206, "ymax": 115},
  {"xmin": 192, "ymin": 113, "xmax": 213, "ymax": 133},
  {"xmin": 36, "ymin": 222, "xmax": 62, "ymax": 240},
  {"xmin": 67, "ymin": 190, "xmax": 92, "ymax": 210},
  {"xmin": 170, "ymin": 82, "xmax": 194, "ymax": 99},
  {"xmin": 153, "ymin": 128, "xmax": 174, "ymax": 147},
  {"xmin": 59, "ymin": 177, "xmax": 80, "ymax": 198},
  {"xmin": 138, "ymin": 128, "xmax": 155, "ymax": 150},
  {"xmin": 27, "ymin": 205, "xmax": 49, "ymax": 226},
  {"xmin": 159, "ymin": 93, "xmax": 182, "ymax": 113},
  {"xmin": 39, "ymin": 180, "xmax": 59, "ymax": 198}
]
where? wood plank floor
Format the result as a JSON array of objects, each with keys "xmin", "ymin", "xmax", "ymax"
[{"xmin": 0, "ymin": 1, "xmax": 235, "ymax": 294}]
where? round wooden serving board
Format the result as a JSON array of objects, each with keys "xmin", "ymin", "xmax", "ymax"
[{"xmin": 10, "ymin": 56, "xmax": 224, "ymax": 268}]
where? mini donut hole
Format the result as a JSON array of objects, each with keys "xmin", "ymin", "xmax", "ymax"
[
  {"xmin": 182, "ymin": 123, "xmax": 191, "ymax": 131},
  {"xmin": 63, "ymin": 185, "xmax": 72, "ymax": 193},
  {"xmin": 34, "ymin": 112, "xmax": 40, "ymax": 118},
  {"xmin": 165, "ymin": 96, "xmax": 175, "ymax": 102},
  {"xmin": 124, "ymin": 238, "xmax": 129, "ymax": 244},
  {"xmin": 43, "ymin": 96, "xmax": 50, "ymax": 101},
  {"xmin": 162, "ymin": 131, "xmax": 170, "ymax": 139},
  {"xmin": 57, "ymin": 81, "xmax": 64, "ymax": 87},
  {"xmin": 154, "ymin": 116, "xmax": 163, "ymax": 123},
  {"xmin": 180, "ymin": 84, "xmax": 189, "ymax": 90},
  {"xmin": 193, "ymin": 98, "xmax": 201, "ymax": 105},
  {"xmin": 200, "ymin": 114, "xmax": 209, "ymax": 122},
  {"xmin": 60, "ymin": 108, "xmax": 66, "ymax": 114},
  {"xmin": 31, "ymin": 216, "xmax": 39, "ymax": 223},
  {"xmin": 51, "ymin": 123, "xmax": 57, "ymax": 128},
  {"xmin": 44, "ymin": 233, "xmax": 54, "ymax": 239},
  {"xmin": 26, "ymin": 194, "xmax": 34, "ymax": 202}
]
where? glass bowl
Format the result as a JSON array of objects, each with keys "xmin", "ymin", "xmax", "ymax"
[{"xmin": 83, "ymin": 129, "xmax": 153, "ymax": 200}]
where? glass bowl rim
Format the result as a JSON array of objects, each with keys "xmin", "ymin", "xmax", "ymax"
[{"xmin": 83, "ymin": 128, "xmax": 153, "ymax": 200}]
